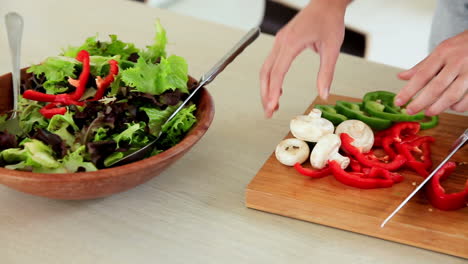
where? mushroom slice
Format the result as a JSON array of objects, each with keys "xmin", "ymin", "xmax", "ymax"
[
  {"xmin": 335, "ymin": 120, "xmax": 374, "ymax": 153},
  {"xmin": 310, "ymin": 134, "xmax": 350, "ymax": 169},
  {"xmin": 290, "ymin": 108, "xmax": 334, "ymax": 142},
  {"xmin": 275, "ymin": 138, "xmax": 310, "ymax": 166}
]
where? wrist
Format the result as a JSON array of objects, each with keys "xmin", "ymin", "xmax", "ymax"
[{"xmin": 309, "ymin": 0, "xmax": 351, "ymax": 13}]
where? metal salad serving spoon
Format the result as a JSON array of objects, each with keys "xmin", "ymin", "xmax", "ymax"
[
  {"xmin": 0, "ymin": 12, "xmax": 24, "ymax": 134},
  {"xmin": 5, "ymin": 12, "xmax": 23, "ymax": 120},
  {"xmin": 109, "ymin": 27, "xmax": 261, "ymax": 167}
]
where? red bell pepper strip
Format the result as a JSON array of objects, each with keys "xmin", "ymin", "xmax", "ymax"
[
  {"xmin": 329, "ymin": 160, "xmax": 395, "ymax": 189},
  {"xmin": 294, "ymin": 163, "xmax": 331, "ymax": 178},
  {"xmin": 380, "ymin": 122, "xmax": 421, "ymax": 159},
  {"xmin": 39, "ymin": 103, "xmax": 67, "ymax": 119},
  {"xmin": 340, "ymin": 133, "xmax": 407, "ymax": 171},
  {"xmin": 382, "ymin": 136, "xmax": 398, "ymax": 160},
  {"xmin": 373, "ymin": 130, "xmax": 389, "ymax": 147},
  {"xmin": 89, "ymin": 59, "xmax": 119, "ymax": 101},
  {"xmin": 22, "ymin": 90, "xmax": 57, "ymax": 102},
  {"xmin": 426, "ymin": 162, "xmax": 468, "ymax": 211},
  {"xmin": 22, "ymin": 50, "xmax": 118, "ymax": 119},
  {"xmin": 22, "ymin": 90, "xmax": 84, "ymax": 106},
  {"xmin": 68, "ymin": 50, "xmax": 91, "ymax": 100},
  {"xmin": 22, "ymin": 50, "xmax": 92, "ymax": 119},
  {"xmin": 388, "ymin": 122, "xmax": 420, "ymax": 142},
  {"xmin": 349, "ymin": 158, "xmax": 362, "ymax": 172},
  {"xmin": 395, "ymin": 136, "xmax": 435, "ymax": 177}
]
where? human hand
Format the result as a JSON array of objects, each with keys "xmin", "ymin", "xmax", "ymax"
[
  {"xmin": 260, "ymin": 0, "xmax": 350, "ymax": 118},
  {"xmin": 395, "ymin": 30, "xmax": 468, "ymax": 115}
]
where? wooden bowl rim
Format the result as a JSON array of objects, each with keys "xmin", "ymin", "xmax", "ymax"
[{"xmin": 0, "ymin": 71, "xmax": 215, "ymax": 182}]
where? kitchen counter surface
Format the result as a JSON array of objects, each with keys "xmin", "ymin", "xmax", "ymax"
[{"xmin": 0, "ymin": 0, "xmax": 466, "ymax": 263}]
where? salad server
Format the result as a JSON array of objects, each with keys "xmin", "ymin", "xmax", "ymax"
[
  {"xmin": 5, "ymin": 12, "xmax": 24, "ymax": 120},
  {"xmin": 0, "ymin": 12, "xmax": 24, "ymax": 135},
  {"xmin": 110, "ymin": 27, "xmax": 261, "ymax": 166},
  {"xmin": 381, "ymin": 128, "xmax": 468, "ymax": 227}
]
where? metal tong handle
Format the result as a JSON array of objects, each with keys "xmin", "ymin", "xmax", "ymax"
[
  {"xmin": 381, "ymin": 128, "xmax": 468, "ymax": 227},
  {"xmin": 5, "ymin": 12, "xmax": 24, "ymax": 120},
  {"xmin": 166, "ymin": 27, "xmax": 260, "ymax": 123}
]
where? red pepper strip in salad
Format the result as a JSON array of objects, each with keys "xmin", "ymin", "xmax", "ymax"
[
  {"xmin": 22, "ymin": 90, "xmax": 84, "ymax": 106},
  {"xmin": 340, "ymin": 133, "xmax": 407, "ymax": 171},
  {"xmin": 294, "ymin": 163, "xmax": 331, "ymax": 178},
  {"xmin": 426, "ymin": 162, "xmax": 468, "ymax": 211},
  {"xmin": 90, "ymin": 59, "xmax": 119, "ymax": 101},
  {"xmin": 329, "ymin": 160, "xmax": 395, "ymax": 189},
  {"xmin": 68, "ymin": 50, "xmax": 91, "ymax": 100},
  {"xmin": 395, "ymin": 136, "xmax": 435, "ymax": 177},
  {"xmin": 22, "ymin": 90, "xmax": 57, "ymax": 102},
  {"xmin": 22, "ymin": 50, "xmax": 91, "ymax": 118},
  {"xmin": 39, "ymin": 103, "xmax": 67, "ymax": 119}
]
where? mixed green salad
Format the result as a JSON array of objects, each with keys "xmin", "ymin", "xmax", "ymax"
[{"xmin": 0, "ymin": 21, "xmax": 198, "ymax": 173}]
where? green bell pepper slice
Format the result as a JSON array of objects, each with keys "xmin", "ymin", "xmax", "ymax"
[
  {"xmin": 419, "ymin": 115, "xmax": 439, "ymax": 130},
  {"xmin": 363, "ymin": 91, "xmax": 425, "ymax": 121},
  {"xmin": 315, "ymin": 105, "xmax": 347, "ymax": 126},
  {"xmin": 335, "ymin": 101, "xmax": 392, "ymax": 130}
]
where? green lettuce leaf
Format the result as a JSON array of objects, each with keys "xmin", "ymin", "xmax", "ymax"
[
  {"xmin": 103, "ymin": 152, "xmax": 125, "ymax": 167},
  {"xmin": 62, "ymin": 35, "xmax": 139, "ymax": 60},
  {"xmin": 61, "ymin": 146, "xmax": 97, "ymax": 172},
  {"xmin": 93, "ymin": 127, "xmax": 109, "ymax": 142},
  {"xmin": 121, "ymin": 55, "xmax": 188, "ymax": 95},
  {"xmin": 140, "ymin": 20, "xmax": 167, "ymax": 63},
  {"xmin": 1, "ymin": 139, "xmax": 60, "ymax": 171},
  {"xmin": 89, "ymin": 55, "xmax": 121, "ymax": 77},
  {"xmin": 112, "ymin": 122, "xmax": 149, "ymax": 148},
  {"xmin": 47, "ymin": 111, "xmax": 80, "ymax": 149},
  {"xmin": 159, "ymin": 104, "xmax": 197, "ymax": 148},
  {"xmin": 27, "ymin": 57, "xmax": 77, "ymax": 94},
  {"xmin": 18, "ymin": 97, "xmax": 48, "ymax": 135},
  {"xmin": 140, "ymin": 104, "xmax": 179, "ymax": 136}
]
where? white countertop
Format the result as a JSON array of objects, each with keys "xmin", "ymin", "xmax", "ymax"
[{"xmin": 0, "ymin": 0, "xmax": 465, "ymax": 263}]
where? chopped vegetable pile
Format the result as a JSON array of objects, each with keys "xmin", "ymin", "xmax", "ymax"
[
  {"xmin": 275, "ymin": 105, "xmax": 467, "ymax": 212},
  {"xmin": 0, "ymin": 21, "xmax": 198, "ymax": 173}
]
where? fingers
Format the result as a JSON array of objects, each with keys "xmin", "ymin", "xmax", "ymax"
[
  {"xmin": 316, "ymin": 41, "xmax": 340, "ymax": 100},
  {"xmin": 394, "ymin": 56, "xmax": 443, "ymax": 107},
  {"xmin": 397, "ymin": 57, "xmax": 428, "ymax": 80},
  {"xmin": 425, "ymin": 74, "xmax": 468, "ymax": 116},
  {"xmin": 264, "ymin": 39, "xmax": 305, "ymax": 118},
  {"xmin": 260, "ymin": 39, "xmax": 281, "ymax": 113},
  {"xmin": 404, "ymin": 63, "xmax": 459, "ymax": 114},
  {"xmin": 450, "ymin": 93, "xmax": 468, "ymax": 112}
]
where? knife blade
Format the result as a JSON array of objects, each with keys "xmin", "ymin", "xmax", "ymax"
[{"xmin": 381, "ymin": 128, "xmax": 468, "ymax": 228}]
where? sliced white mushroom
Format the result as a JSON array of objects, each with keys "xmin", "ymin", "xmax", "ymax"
[
  {"xmin": 290, "ymin": 108, "xmax": 334, "ymax": 142},
  {"xmin": 310, "ymin": 134, "xmax": 350, "ymax": 169},
  {"xmin": 275, "ymin": 138, "xmax": 310, "ymax": 166},
  {"xmin": 335, "ymin": 120, "xmax": 374, "ymax": 153}
]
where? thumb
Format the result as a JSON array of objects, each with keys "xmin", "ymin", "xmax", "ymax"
[{"xmin": 316, "ymin": 41, "xmax": 340, "ymax": 100}]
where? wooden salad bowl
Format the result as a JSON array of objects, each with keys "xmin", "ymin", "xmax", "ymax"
[{"xmin": 0, "ymin": 70, "xmax": 215, "ymax": 200}]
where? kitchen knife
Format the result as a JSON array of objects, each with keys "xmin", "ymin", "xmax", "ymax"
[{"xmin": 381, "ymin": 128, "xmax": 468, "ymax": 228}]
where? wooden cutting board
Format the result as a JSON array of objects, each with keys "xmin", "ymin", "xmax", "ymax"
[{"xmin": 246, "ymin": 94, "xmax": 468, "ymax": 258}]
